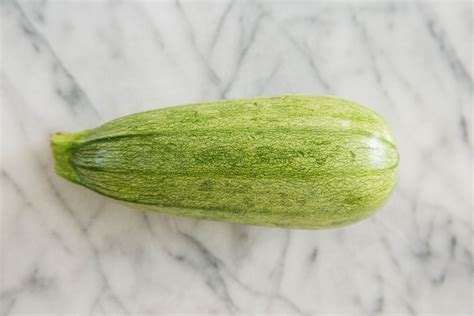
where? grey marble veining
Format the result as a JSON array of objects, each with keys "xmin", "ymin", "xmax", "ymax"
[{"xmin": 1, "ymin": 0, "xmax": 472, "ymax": 315}]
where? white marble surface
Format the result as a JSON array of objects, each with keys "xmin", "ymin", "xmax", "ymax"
[{"xmin": 1, "ymin": 0, "xmax": 473, "ymax": 315}]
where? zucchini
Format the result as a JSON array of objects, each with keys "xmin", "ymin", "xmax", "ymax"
[{"xmin": 52, "ymin": 95, "xmax": 398, "ymax": 229}]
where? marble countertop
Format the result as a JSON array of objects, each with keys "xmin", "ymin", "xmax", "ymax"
[{"xmin": 1, "ymin": 0, "xmax": 472, "ymax": 315}]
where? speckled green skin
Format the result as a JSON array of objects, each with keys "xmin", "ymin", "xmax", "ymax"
[{"xmin": 52, "ymin": 96, "xmax": 399, "ymax": 229}]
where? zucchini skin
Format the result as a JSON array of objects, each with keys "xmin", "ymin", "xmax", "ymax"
[{"xmin": 52, "ymin": 95, "xmax": 399, "ymax": 229}]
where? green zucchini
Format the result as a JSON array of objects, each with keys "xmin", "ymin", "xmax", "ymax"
[{"xmin": 52, "ymin": 95, "xmax": 398, "ymax": 229}]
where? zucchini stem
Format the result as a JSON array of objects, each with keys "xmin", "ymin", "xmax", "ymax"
[{"xmin": 51, "ymin": 131, "xmax": 88, "ymax": 183}]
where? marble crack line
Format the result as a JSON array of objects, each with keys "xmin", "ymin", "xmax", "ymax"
[
  {"xmin": 349, "ymin": 6, "xmax": 395, "ymax": 109},
  {"xmin": 129, "ymin": 2, "xmax": 186, "ymax": 78},
  {"xmin": 416, "ymin": 2, "xmax": 473, "ymax": 89},
  {"xmin": 220, "ymin": 8, "xmax": 266, "ymax": 98},
  {"xmin": 266, "ymin": 230, "xmax": 290, "ymax": 312},
  {"xmin": 10, "ymin": 0, "xmax": 100, "ymax": 119},
  {"xmin": 179, "ymin": 232, "xmax": 240, "ymax": 315},
  {"xmin": 145, "ymin": 222, "xmax": 309, "ymax": 316},
  {"xmin": 129, "ymin": 3, "xmax": 165, "ymax": 50},
  {"xmin": 379, "ymin": 235, "xmax": 402, "ymax": 273},
  {"xmin": 140, "ymin": 214, "xmax": 308, "ymax": 315},
  {"xmin": 140, "ymin": 215, "xmax": 238, "ymax": 314},
  {"xmin": 1, "ymin": 72, "xmax": 55, "ymax": 141},
  {"xmin": 1, "ymin": 170, "xmax": 35, "ymax": 210},
  {"xmin": 208, "ymin": 0, "xmax": 234, "ymax": 55},
  {"xmin": 174, "ymin": 0, "xmax": 222, "ymax": 87},
  {"xmin": 375, "ymin": 216, "xmax": 471, "ymax": 277},
  {"xmin": 257, "ymin": 55, "xmax": 282, "ymax": 95},
  {"xmin": 0, "ymin": 266, "xmax": 52, "ymax": 316},
  {"xmin": 416, "ymin": 3, "xmax": 473, "ymax": 145},
  {"xmin": 275, "ymin": 20, "xmax": 331, "ymax": 93},
  {"xmin": 36, "ymin": 163, "xmax": 130, "ymax": 315},
  {"xmin": 1, "ymin": 170, "xmax": 73, "ymax": 255},
  {"xmin": 384, "ymin": 56, "xmax": 424, "ymax": 104},
  {"xmin": 3, "ymin": 74, "xmax": 105, "ymax": 248},
  {"xmin": 0, "ymin": 288, "xmax": 17, "ymax": 316}
]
